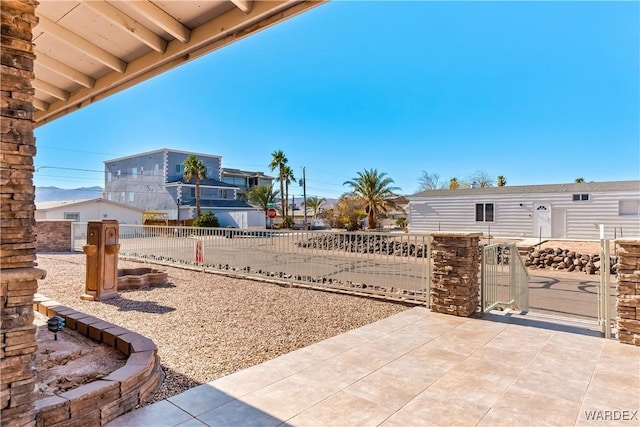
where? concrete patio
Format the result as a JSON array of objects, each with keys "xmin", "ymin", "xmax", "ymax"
[{"xmin": 107, "ymin": 308, "xmax": 640, "ymax": 427}]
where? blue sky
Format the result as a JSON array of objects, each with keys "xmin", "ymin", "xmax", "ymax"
[{"xmin": 34, "ymin": 1, "xmax": 639, "ymax": 199}]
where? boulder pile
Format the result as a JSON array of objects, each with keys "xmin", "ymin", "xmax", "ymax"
[
  {"xmin": 296, "ymin": 234, "xmax": 428, "ymax": 258},
  {"xmin": 524, "ymin": 247, "xmax": 617, "ymax": 274}
]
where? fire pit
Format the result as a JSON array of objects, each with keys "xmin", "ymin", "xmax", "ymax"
[{"xmin": 117, "ymin": 268, "xmax": 168, "ymax": 290}]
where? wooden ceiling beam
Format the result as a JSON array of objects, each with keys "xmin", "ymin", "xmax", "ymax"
[
  {"xmin": 36, "ymin": 52, "xmax": 96, "ymax": 89},
  {"xmin": 231, "ymin": 0, "xmax": 253, "ymax": 13},
  {"xmin": 33, "ymin": 99, "xmax": 50, "ymax": 111},
  {"xmin": 36, "ymin": 14, "xmax": 127, "ymax": 73},
  {"xmin": 83, "ymin": 1, "xmax": 167, "ymax": 53},
  {"xmin": 127, "ymin": 0, "xmax": 191, "ymax": 43},
  {"xmin": 32, "ymin": 79, "xmax": 69, "ymax": 101}
]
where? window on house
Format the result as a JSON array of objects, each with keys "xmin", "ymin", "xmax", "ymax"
[
  {"xmin": 131, "ymin": 167, "xmax": 137, "ymax": 178},
  {"xmin": 475, "ymin": 203, "xmax": 494, "ymax": 222},
  {"xmin": 207, "ymin": 167, "xmax": 213, "ymax": 178},
  {"xmin": 128, "ymin": 192, "xmax": 135, "ymax": 202},
  {"xmin": 154, "ymin": 164, "xmax": 159, "ymax": 176},
  {"xmin": 107, "ymin": 172, "xmax": 112, "ymax": 182},
  {"xmin": 572, "ymin": 194, "xmax": 589, "ymax": 201},
  {"xmin": 190, "ymin": 188, "xmax": 195, "ymax": 198},
  {"xmin": 221, "ymin": 189, "xmax": 228, "ymax": 198},
  {"xmin": 121, "ymin": 192, "xmax": 125, "ymax": 202},
  {"xmin": 117, "ymin": 170, "xmax": 121, "ymax": 178},
  {"xmin": 619, "ymin": 199, "xmax": 640, "ymax": 216},
  {"xmin": 64, "ymin": 212, "xmax": 80, "ymax": 221},
  {"xmin": 176, "ymin": 164, "xmax": 185, "ymax": 175}
]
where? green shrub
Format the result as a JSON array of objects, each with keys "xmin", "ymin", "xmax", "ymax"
[
  {"xmin": 281, "ymin": 215, "xmax": 294, "ymax": 229},
  {"xmin": 193, "ymin": 211, "xmax": 219, "ymax": 228}
]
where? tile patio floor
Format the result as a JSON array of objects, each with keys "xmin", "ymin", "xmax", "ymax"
[{"xmin": 107, "ymin": 308, "xmax": 640, "ymax": 427}]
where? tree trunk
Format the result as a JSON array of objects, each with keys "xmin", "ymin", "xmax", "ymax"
[
  {"xmin": 279, "ymin": 174, "xmax": 285, "ymax": 219},
  {"xmin": 196, "ymin": 178, "xmax": 201, "ymax": 217}
]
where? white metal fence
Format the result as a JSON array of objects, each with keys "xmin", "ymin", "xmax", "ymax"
[{"xmin": 72, "ymin": 223, "xmax": 432, "ymax": 304}]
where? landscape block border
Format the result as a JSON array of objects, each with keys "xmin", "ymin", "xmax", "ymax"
[{"xmin": 33, "ymin": 294, "xmax": 163, "ymax": 426}]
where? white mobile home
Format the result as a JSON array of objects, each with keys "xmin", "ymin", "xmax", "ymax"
[{"xmin": 407, "ymin": 181, "xmax": 640, "ymax": 239}]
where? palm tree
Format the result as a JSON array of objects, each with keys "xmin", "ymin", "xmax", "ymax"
[
  {"xmin": 343, "ymin": 168, "xmax": 401, "ymax": 230},
  {"xmin": 282, "ymin": 165, "xmax": 295, "ymax": 218},
  {"xmin": 182, "ymin": 155, "xmax": 206, "ymax": 217},
  {"xmin": 246, "ymin": 184, "xmax": 280, "ymax": 225},
  {"xmin": 269, "ymin": 150, "xmax": 288, "ymax": 218},
  {"xmin": 497, "ymin": 175, "xmax": 507, "ymax": 187},
  {"xmin": 305, "ymin": 196, "xmax": 326, "ymax": 219},
  {"xmin": 449, "ymin": 177, "xmax": 460, "ymax": 189}
]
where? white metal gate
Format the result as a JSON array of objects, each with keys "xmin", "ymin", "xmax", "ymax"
[
  {"xmin": 481, "ymin": 243, "xmax": 529, "ymax": 313},
  {"xmin": 598, "ymin": 238, "xmax": 612, "ymax": 339}
]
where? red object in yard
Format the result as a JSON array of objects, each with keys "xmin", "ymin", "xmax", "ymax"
[
  {"xmin": 267, "ymin": 208, "xmax": 277, "ymax": 219},
  {"xmin": 194, "ymin": 240, "xmax": 204, "ymax": 263}
]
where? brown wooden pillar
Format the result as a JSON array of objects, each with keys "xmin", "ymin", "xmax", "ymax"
[{"xmin": 1, "ymin": 1, "xmax": 45, "ymax": 425}]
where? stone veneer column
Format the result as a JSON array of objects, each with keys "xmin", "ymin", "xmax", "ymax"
[
  {"xmin": 430, "ymin": 233, "xmax": 482, "ymax": 317},
  {"xmin": 1, "ymin": 1, "xmax": 45, "ymax": 425},
  {"xmin": 616, "ymin": 240, "xmax": 640, "ymax": 346}
]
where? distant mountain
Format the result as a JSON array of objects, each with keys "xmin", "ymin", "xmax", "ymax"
[{"xmin": 35, "ymin": 186, "xmax": 103, "ymax": 202}]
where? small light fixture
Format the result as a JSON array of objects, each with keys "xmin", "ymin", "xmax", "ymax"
[{"xmin": 47, "ymin": 315, "xmax": 65, "ymax": 340}]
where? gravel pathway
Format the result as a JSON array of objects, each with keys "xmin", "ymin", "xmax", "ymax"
[{"xmin": 35, "ymin": 254, "xmax": 409, "ymax": 403}]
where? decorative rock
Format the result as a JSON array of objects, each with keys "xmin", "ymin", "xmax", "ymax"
[{"xmin": 524, "ymin": 246, "xmax": 617, "ymax": 274}]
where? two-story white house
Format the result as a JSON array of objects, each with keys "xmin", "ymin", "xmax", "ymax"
[
  {"xmin": 103, "ymin": 149, "xmax": 264, "ymax": 227},
  {"xmin": 221, "ymin": 168, "xmax": 274, "ymax": 200}
]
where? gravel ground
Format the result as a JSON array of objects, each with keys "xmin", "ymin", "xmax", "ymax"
[{"xmin": 35, "ymin": 254, "xmax": 409, "ymax": 404}]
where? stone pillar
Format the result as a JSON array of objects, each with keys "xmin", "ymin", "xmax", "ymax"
[
  {"xmin": 616, "ymin": 240, "xmax": 640, "ymax": 346},
  {"xmin": 430, "ymin": 233, "xmax": 482, "ymax": 317},
  {"xmin": 1, "ymin": 1, "xmax": 43, "ymax": 425}
]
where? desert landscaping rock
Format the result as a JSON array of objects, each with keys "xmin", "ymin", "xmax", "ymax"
[
  {"xmin": 34, "ymin": 254, "xmax": 409, "ymax": 404},
  {"xmin": 523, "ymin": 246, "xmax": 617, "ymax": 274},
  {"xmin": 296, "ymin": 234, "xmax": 428, "ymax": 257}
]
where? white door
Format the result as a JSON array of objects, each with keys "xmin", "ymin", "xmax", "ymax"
[
  {"xmin": 533, "ymin": 203, "xmax": 552, "ymax": 238},
  {"xmin": 552, "ymin": 208, "xmax": 566, "ymax": 238}
]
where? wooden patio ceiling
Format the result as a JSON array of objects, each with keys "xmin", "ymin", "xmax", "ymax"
[{"xmin": 32, "ymin": 0, "xmax": 325, "ymax": 127}]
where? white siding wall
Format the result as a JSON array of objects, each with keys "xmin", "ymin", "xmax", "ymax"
[
  {"xmin": 214, "ymin": 210, "xmax": 265, "ymax": 229},
  {"xmin": 408, "ymin": 190, "xmax": 640, "ymax": 239},
  {"xmin": 40, "ymin": 203, "xmax": 143, "ymax": 224}
]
